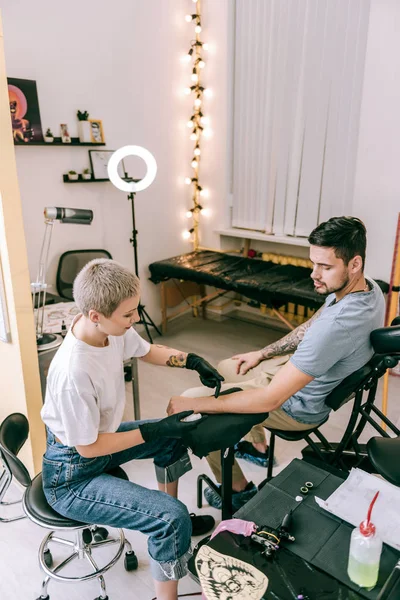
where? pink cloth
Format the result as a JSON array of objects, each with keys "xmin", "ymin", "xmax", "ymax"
[{"xmin": 209, "ymin": 518, "xmax": 257, "ymax": 541}]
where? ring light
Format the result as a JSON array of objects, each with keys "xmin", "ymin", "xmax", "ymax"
[{"xmin": 107, "ymin": 145, "xmax": 157, "ymax": 193}]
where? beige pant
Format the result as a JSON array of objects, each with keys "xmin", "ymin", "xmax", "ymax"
[{"xmin": 182, "ymin": 355, "xmax": 314, "ymax": 484}]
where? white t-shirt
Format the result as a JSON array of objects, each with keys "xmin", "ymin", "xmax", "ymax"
[{"xmin": 41, "ymin": 315, "xmax": 151, "ymax": 447}]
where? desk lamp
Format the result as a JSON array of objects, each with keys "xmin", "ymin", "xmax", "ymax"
[{"xmin": 32, "ymin": 207, "xmax": 93, "ymax": 352}]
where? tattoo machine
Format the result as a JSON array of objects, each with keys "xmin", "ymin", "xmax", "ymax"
[{"xmin": 251, "ymin": 511, "xmax": 295, "ymax": 558}]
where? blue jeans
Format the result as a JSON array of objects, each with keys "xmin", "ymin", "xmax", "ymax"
[{"xmin": 42, "ymin": 422, "xmax": 193, "ymax": 581}]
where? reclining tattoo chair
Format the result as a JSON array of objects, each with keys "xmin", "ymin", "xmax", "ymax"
[
  {"xmin": 198, "ymin": 318, "xmax": 400, "ymax": 518},
  {"xmin": 0, "ymin": 413, "xmax": 137, "ymax": 600}
]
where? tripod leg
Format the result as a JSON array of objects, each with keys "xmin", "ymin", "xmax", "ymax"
[
  {"xmin": 138, "ymin": 306, "xmax": 154, "ymax": 343},
  {"xmin": 141, "ymin": 307, "xmax": 162, "ymax": 336}
]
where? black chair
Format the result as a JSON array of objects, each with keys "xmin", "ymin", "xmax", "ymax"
[
  {"xmin": 0, "ymin": 414, "xmax": 28, "ymax": 523},
  {"xmin": 56, "ymin": 249, "xmax": 112, "ymax": 300},
  {"xmin": 199, "ymin": 320, "xmax": 400, "ymax": 517},
  {"xmin": 367, "ymin": 436, "xmax": 400, "ymax": 600},
  {"xmin": 0, "ymin": 414, "xmax": 137, "ymax": 600}
]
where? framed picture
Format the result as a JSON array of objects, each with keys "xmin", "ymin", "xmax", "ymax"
[
  {"xmin": 89, "ymin": 119, "xmax": 105, "ymax": 144},
  {"xmin": 89, "ymin": 150, "xmax": 125, "ymax": 180},
  {"xmin": 7, "ymin": 77, "xmax": 44, "ymax": 143},
  {"xmin": 60, "ymin": 124, "xmax": 71, "ymax": 143}
]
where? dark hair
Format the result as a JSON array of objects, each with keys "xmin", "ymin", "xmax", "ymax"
[{"xmin": 308, "ymin": 216, "xmax": 367, "ymax": 269}]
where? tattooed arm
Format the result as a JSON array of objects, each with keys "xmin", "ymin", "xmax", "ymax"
[
  {"xmin": 261, "ymin": 305, "xmax": 325, "ymax": 359},
  {"xmin": 140, "ymin": 344, "xmax": 188, "ymax": 367},
  {"xmin": 232, "ymin": 305, "xmax": 325, "ymax": 375},
  {"xmin": 140, "ymin": 345, "xmax": 224, "ymax": 394}
]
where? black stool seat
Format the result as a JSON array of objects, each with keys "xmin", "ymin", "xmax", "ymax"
[
  {"xmin": 24, "ymin": 466, "xmax": 129, "ymax": 529},
  {"xmin": 266, "ymin": 418, "xmax": 328, "ymax": 441},
  {"xmin": 24, "ymin": 474, "xmax": 86, "ymax": 529},
  {"xmin": 367, "ymin": 436, "xmax": 400, "ymax": 486}
]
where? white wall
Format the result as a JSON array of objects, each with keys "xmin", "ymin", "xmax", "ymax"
[
  {"xmin": 349, "ymin": 0, "xmax": 400, "ymax": 282},
  {"xmin": 2, "ymin": 0, "xmax": 229, "ymax": 324}
]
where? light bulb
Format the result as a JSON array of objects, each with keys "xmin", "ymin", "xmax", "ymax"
[
  {"xmin": 191, "ymin": 72, "xmax": 198, "ymax": 83},
  {"xmin": 184, "ymin": 87, "xmax": 191, "ymax": 95},
  {"xmin": 194, "ymin": 147, "xmax": 201, "ymax": 156},
  {"xmin": 191, "ymin": 159, "xmax": 198, "ymax": 168},
  {"xmin": 204, "ymin": 88, "xmax": 213, "ymax": 97},
  {"xmin": 187, "ymin": 120, "xmax": 194, "ymax": 128},
  {"xmin": 203, "ymin": 128, "xmax": 213, "ymax": 138},
  {"xmin": 203, "ymin": 43, "xmax": 209, "ymax": 51},
  {"xmin": 200, "ymin": 116, "xmax": 209, "ymax": 125},
  {"xmin": 199, "ymin": 60, "xmax": 205, "ymax": 69},
  {"xmin": 185, "ymin": 14, "xmax": 192, "ymax": 22},
  {"xmin": 195, "ymin": 24, "xmax": 202, "ymax": 33},
  {"xmin": 182, "ymin": 54, "xmax": 191, "ymax": 63},
  {"xmin": 200, "ymin": 188, "xmax": 209, "ymax": 197},
  {"xmin": 192, "ymin": 0, "xmax": 198, "ymax": 3},
  {"xmin": 190, "ymin": 132, "xmax": 198, "ymax": 141},
  {"xmin": 185, "ymin": 177, "xmax": 192, "ymax": 185},
  {"xmin": 183, "ymin": 230, "xmax": 191, "ymax": 240},
  {"xmin": 186, "ymin": 211, "xmax": 193, "ymax": 218},
  {"xmin": 201, "ymin": 208, "xmax": 210, "ymax": 216},
  {"xmin": 194, "ymin": 98, "xmax": 202, "ymax": 108}
]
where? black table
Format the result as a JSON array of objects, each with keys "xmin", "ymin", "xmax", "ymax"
[{"xmin": 189, "ymin": 459, "xmax": 400, "ymax": 599}]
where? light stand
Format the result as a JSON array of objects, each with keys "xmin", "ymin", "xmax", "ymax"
[
  {"xmin": 33, "ymin": 207, "xmax": 93, "ymax": 352},
  {"xmin": 127, "ymin": 188, "xmax": 161, "ymax": 342},
  {"xmin": 107, "ymin": 146, "xmax": 160, "ymax": 343}
]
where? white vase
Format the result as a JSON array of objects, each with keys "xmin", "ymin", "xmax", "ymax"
[
  {"xmin": 78, "ymin": 121, "xmax": 92, "ymax": 143},
  {"xmin": 68, "ymin": 173, "xmax": 79, "ymax": 181},
  {"xmin": 44, "ymin": 136, "xmax": 54, "ymax": 143},
  {"xmin": 82, "ymin": 173, "xmax": 92, "ymax": 180}
]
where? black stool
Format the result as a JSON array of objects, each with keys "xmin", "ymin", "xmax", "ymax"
[{"xmin": 0, "ymin": 414, "xmax": 137, "ymax": 600}]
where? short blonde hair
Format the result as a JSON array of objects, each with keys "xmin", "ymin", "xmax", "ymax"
[{"xmin": 73, "ymin": 259, "xmax": 140, "ymax": 317}]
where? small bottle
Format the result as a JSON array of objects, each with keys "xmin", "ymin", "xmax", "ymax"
[
  {"xmin": 61, "ymin": 320, "xmax": 67, "ymax": 338},
  {"xmin": 347, "ymin": 491, "xmax": 382, "ymax": 589}
]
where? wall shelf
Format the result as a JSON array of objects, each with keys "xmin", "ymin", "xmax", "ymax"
[
  {"xmin": 14, "ymin": 137, "xmax": 105, "ymax": 147},
  {"xmin": 63, "ymin": 174, "xmax": 108, "ymax": 183},
  {"xmin": 63, "ymin": 174, "xmax": 139, "ymax": 184}
]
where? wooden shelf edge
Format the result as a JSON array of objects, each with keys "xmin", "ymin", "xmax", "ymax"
[{"xmin": 14, "ymin": 137, "xmax": 105, "ymax": 147}]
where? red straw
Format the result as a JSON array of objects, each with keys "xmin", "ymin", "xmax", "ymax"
[{"xmin": 367, "ymin": 491, "xmax": 379, "ymax": 524}]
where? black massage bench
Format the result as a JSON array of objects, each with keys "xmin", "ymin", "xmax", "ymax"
[{"xmin": 149, "ymin": 250, "xmax": 325, "ymax": 333}]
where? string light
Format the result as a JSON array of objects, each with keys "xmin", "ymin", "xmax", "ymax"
[
  {"xmin": 182, "ymin": 0, "xmax": 211, "ymax": 249},
  {"xmin": 182, "ymin": 228, "xmax": 194, "ymax": 240}
]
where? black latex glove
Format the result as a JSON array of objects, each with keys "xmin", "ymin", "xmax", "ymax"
[
  {"xmin": 185, "ymin": 353, "xmax": 225, "ymax": 397},
  {"xmin": 139, "ymin": 411, "xmax": 207, "ymax": 443}
]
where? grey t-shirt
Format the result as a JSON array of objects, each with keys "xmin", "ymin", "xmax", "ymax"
[{"xmin": 283, "ymin": 278, "xmax": 385, "ymax": 424}]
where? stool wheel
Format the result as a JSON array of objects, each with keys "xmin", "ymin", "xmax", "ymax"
[
  {"xmin": 124, "ymin": 550, "xmax": 138, "ymax": 571},
  {"xmin": 92, "ymin": 526, "xmax": 109, "ymax": 542},
  {"xmin": 82, "ymin": 527, "xmax": 93, "ymax": 544},
  {"xmin": 94, "ymin": 596, "xmax": 108, "ymax": 600},
  {"xmin": 36, "ymin": 596, "xmax": 49, "ymax": 600},
  {"xmin": 43, "ymin": 549, "xmax": 53, "ymax": 568}
]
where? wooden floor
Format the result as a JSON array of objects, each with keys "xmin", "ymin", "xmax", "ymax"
[{"xmin": 1, "ymin": 313, "xmax": 399, "ymax": 600}]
